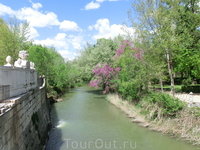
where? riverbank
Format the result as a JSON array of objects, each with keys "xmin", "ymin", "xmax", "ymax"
[{"xmin": 107, "ymin": 94, "xmax": 200, "ymax": 146}]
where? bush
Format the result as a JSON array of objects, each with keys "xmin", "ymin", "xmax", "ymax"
[
  {"xmin": 181, "ymin": 85, "xmax": 200, "ymax": 93},
  {"xmin": 141, "ymin": 91, "xmax": 185, "ymax": 118},
  {"xmin": 117, "ymin": 81, "xmax": 139, "ymax": 102},
  {"xmin": 182, "ymin": 78, "xmax": 192, "ymax": 86}
]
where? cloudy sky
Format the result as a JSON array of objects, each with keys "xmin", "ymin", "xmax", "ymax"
[{"xmin": 0, "ymin": 0, "xmax": 134, "ymax": 60}]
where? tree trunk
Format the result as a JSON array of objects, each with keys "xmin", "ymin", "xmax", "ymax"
[
  {"xmin": 159, "ymin": 76, "xmax": 164, "ymax": 93},
  {"xmin": 145, "ymin": 64, "xmax": 149, "ymax": 92},
  {"xmin": 166, "ymin": 49, "xmax": 175, "ymax": 96}
]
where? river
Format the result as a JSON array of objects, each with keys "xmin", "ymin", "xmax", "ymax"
[{"xmin": 45, "ymin": 84, "xmax": 198, "ymax": 150}]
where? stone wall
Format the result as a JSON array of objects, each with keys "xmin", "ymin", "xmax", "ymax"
[
  {"xmin": 0, "ymin": 66, "xmax": 37, "ymax": 99},
  {"xmin": 0, "ymin": 86, "xmax": 50, "ymax": 150}
]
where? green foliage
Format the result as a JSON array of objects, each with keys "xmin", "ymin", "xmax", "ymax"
[
  {"xmin": 141, "ymin": 91, "xmax": 185, "ymax": 118},
  {"xmin": 27, "ymin": 44, "xmax": 82, "ymax": 97},
  {"xmin": 117, "ymin": 81, "xmax": 139, "ymax": 102},
  {"xmin": 182, "ymin": 78, "xmax": 192, "ymax": 86},
  {"xmin": 113, "ymin": 40, "xmax": 149, "ymax": 101},
  {"xmin": 129, "ymin": 0, "xmax": 200, "ymax": 95},
  {"xmin": 0, "ymin": 17, "xmax": 30, "ymax": 65},
  {"xmin": 76, "ymin": 36, "xmax": 123, "ymax": 80},
  {"xmin": 181, "ymin": 85, "xmax": 200, "ymax": 93}
]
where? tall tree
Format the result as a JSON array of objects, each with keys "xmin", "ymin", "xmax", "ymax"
[
  {"xmin": 128, "ymin": 0, "xmax": 200, "ymax": 95},
  {"xmin": 77, "ymin": 36, "xmax": 123, "ymax": 80},
  {"xmin": 0, "ymin": 17, "xmax": 30, "ymax": 65}
]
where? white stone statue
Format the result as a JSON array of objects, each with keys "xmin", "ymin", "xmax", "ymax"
[
  {"xmin": 4, "ymin": 56, "xmax": 12, "ymax": 67},
  {"xmin": 19, "ymin": 50, "xmax": 29, "ymax": 68},
  {"xmin": 14, "ymin": 58, "xmax": 22, "ymax": 68},
  {"xmin": 30, "ymin": 62, "xmax": 35, "ymax": 69}
]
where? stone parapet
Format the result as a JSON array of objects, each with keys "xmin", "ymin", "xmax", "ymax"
[{"xmin": 0, "ymin": 66, "xmax": 38, "ymax": 99}]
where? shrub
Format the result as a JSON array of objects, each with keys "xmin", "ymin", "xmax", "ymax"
[
  {"xmin": 182, "ymin": 78, "xmax": 192, "ymax": 86},
  {"xmin": 140, "ymin": 91, "xmax": 185, "ymax": 118},
  {"xmin": 181, "ymin": 85, "xmax": 200, "ymax": 93},
  {"xmin": 117, "ymin": 81, "xmax": 139, "ymax": 102}
]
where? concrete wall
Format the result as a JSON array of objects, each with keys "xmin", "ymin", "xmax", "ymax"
[
  {"xmin": 0, "ymin": 66, "xmax": 37, "ymax": 99},
  {"xmin": 0, "ymin": 85, "xmax": 50, "ymax": 150}
]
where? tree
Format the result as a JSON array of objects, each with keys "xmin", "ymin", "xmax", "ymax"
[
  {"xmin": 77, "ymin": 36, "xmax": 123, "ymax": 80},
  {"xmin": 128, "ymin": 0, "xmax": 200, "ymax": 95},
  {"xmin": 27, "ymin": 44, "xmax": 81, "ymax": 96},
  {"xmin": 0, "ymin": 17, "xmax": 30, "ymax": 65},
  {"xmin": 172, "ymin": 0, "xmax": 200, "ymax": 79}
]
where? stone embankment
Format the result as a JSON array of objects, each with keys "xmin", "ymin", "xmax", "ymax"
[
  {"xmin": 0, "ymin": 52, "xmax": 51, "ymax": 150},
  {"xmin": 0, "ymin": 87, "xmax": 50, "ymax": 150}
]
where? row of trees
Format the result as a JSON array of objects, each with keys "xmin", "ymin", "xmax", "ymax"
[
  {"xmin": 129, "ymin": 0, "xmax": 200, "ymax": 96},
  {"xmin": 76, "ymin": 0, "xmax": 200, "ymax": 101},
  {"xmin": 0, "ymin": 17, "xmax": 81, "ymax": 98},
  {"xmin": 27, "ymin": 44, "xmax": 81, "ymax": 97}
]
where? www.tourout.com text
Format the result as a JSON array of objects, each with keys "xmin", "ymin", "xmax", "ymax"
[{"xmin": 64, "ymin": 138, "xmax": 137, "ymax": 149}]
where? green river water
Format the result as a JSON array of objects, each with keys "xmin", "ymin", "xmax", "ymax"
[{"xmin": 45, "ymin": 84, "xmax": 198, "ymax": 150}]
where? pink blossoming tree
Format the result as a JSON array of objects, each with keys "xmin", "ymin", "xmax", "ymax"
[{"xmin": 89, "ymin": 63, "xmax": 120, "ymax": 94}]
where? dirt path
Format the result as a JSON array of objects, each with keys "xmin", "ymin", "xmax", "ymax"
[{"xmin": 170, "ymin": 92, "xmax": 200, "ymax": 107}]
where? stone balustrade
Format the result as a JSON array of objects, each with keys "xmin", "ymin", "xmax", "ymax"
[
  {"xmin": 0, "ymin": 50, "xmax": 37, "ymax": 100},
  {"xmin": 0, "ymin": 66, "xmax": 38, "ymax": 100}
]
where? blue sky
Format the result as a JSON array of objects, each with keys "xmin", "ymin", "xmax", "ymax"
[{"xmin": 0, "ymin": 0, "xmax": 135, "ymax": 60}]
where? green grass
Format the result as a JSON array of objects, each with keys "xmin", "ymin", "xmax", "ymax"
[
  {"xmin": 151, "ymin": 84, "xmax": 200, "ymax": 93},
  {"xmin": 151, "ymin": 84, "xmax": 182, "ymax": 92},
  {"xmin": 153, "ymin": 84, "xmax": 182, "ymax": 89}
]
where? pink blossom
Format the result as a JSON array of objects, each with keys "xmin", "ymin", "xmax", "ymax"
[
  {"xmin": 114, "ymin": 40, "xmax": 142, "ymax": 59},
  {"xmin": 120, "ymin": 45, "xmax": 126, "ymax": 48},
  {"xmin": 89, "ymin": 63, "xmax": 120, "ymax": 94},
  {"xmin": 115, "ymin": 67, "xmax": 120, "ymax": 72},
  {"xmin": 116, "ymin": 49, "xmax": 124, "ymax": 56}
]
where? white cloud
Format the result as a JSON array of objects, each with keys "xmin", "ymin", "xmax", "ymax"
[
  {"xmin": 0, "ymin": 4, "xmax": 15, "ymax": 15},
  {"xmin": 57, "ymin": 50, "xmax": 71, "ymax": 59},
  {"xmin": 16, "ymin": 8, "xmax": 60, "ymax": 27},
  {"xmin": 29, "ymin": 27, "xmax": 39, "ymax": 39},
  {"xmin": 85, "ymin": 1, "xmax": 101, "ymax": 10},
  {"xmin": 91, "ymin": 18, "xmax": 135, "ymax": 40},
  {"xmin": 32, "ymin": 2, "xmax": 42, "ymax": 10},
  {"xmin": 33, "ymin": 33, "xmax": 85, "ymax": 59},
  {"xmin": 54, "ymin": 33, "xmax": 67, "ymax": 40},
  {"xmin": 96, "ymin": 0, "xmax": 106, "ymax": 2},
  {"xmin": 29, "ymin": 0, "xmax": 43, "ymax": 10},
  {"xmin": 0, "ymin": 3, "xmax": 82, "ymax": 32},
  {"xmin": 96, "ymin": 0, "xmax": 119, "ymax": 2},
  {"xmin": 0, "ymin": 2, "xmax": 60, "ymax": 28},
  {"xmin": 70, "ymin": 35, "xmax": 84, "ymax": 50},
  {"xmin": 88, "ymin": 25, "xmax": 93, "ymax": 30},
  {"xmin": 0, "ymin": 3, "xmax": 59, "ymax": 28},
  {"xmin": 34, "ymin": 33, "xmax": 69, "ymax": 49},
  {"xmin": 57, "ymin": 50, "xmax": 78, "ymax": 61},
  {"xmin": 59, "ymin": 20, "xmax": 81, "ymax": 31}
]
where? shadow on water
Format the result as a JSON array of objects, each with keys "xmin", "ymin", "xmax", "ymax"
[{"xmin": 45, "ymin": 103, "xmax": 64, "ymax": 150}]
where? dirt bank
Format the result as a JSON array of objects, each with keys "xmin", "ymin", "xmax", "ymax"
[{"xmin": 107, "ymin": 94, "xmax": 200, "ymax": 146}]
